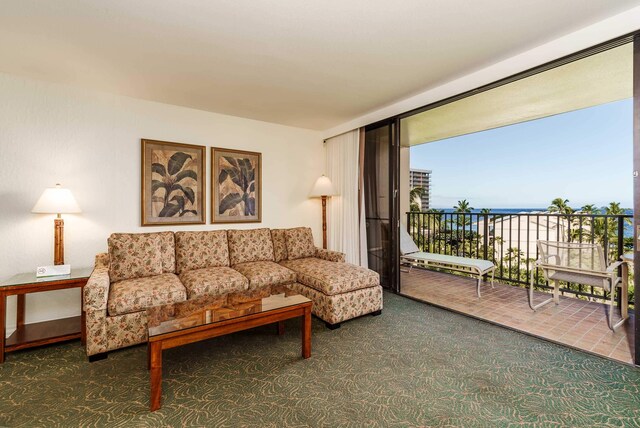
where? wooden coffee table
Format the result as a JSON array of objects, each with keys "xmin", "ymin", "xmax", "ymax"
[{"xmin": 146, "ymin": 285, "xmax": 312, "ymax": 411}]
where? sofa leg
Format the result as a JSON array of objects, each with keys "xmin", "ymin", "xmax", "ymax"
[
  {"xmin": 325, "ymin": 321, "xmax": 341, "ymax": 330},
  {"xmin": 88, "ymin": 353, "xmax": 108, "ymax": 363},
  {"xmin": 370, "ymin": 310, "xmax": 382, "ymax": 317}
]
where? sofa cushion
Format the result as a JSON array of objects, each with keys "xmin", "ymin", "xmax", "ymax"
[
  {"xmin": 108, "ymin": 233, "xmax": 164, "ymax": 282},
  {"xmin": 175, "ymin": 231, "xmax": 229, "ymax": 273},
  {"xmin": 232, "ymin": 261, "xmax": 296, "ymax": 289},
  {"xmin": 179, "ymin": 267, "xmax": 249, "ymax": 299},
  {"xmin": 284, "ymin": 227, "xmax": 316, "ymax": 260},
  {"xmin": 271, "ymin": 229, "xmax": 288, "ymax": 262},
  {"xmin": 108, "ymin": 273, "xmax": 186, "ymax": 316},
  {"xmin": 280, "ymin": 258, "xmax": 379, "ymax": 295},
  {"xmin": 227, "ymin": 228, "xmax": 275, "ymax": 265},
  {"xmin": 158, "ymin": 231, "xmax": 176, "ymax": 273}
]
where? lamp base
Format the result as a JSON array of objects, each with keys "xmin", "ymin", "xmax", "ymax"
[{"xmin": 54, "ymin": 217, "xmax": 64, "ymax": 266}]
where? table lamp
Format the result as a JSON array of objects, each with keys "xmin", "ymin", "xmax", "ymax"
[
  {"xmin": 32, "ymin": 184, "xmax": 81, "ymax": 265},
  {"xmin": 310, "ymin": 175, "xmax": 337, "ymax": 249}
]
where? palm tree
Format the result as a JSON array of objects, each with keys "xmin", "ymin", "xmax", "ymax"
[
  {"xmin": 603, "ymin": 202, "xmax": 632, "ymax": 260},
  {"xmin": 548, "ymin": 198, "xmax": 574, "ymax": 241},
  {"xmin": 409, "ymin": 186, "xmax": 425, "ymax": 212},
  {"xmin": 453, "ymin": 199, "xmax": 473, "ymax": 213},
  {"xmin": 569, "ymin": 201, "xmax": 630, "ymax": 261},
  {"xmin": 480, "ymin": 208, "xmax": 492, "ymax": 214},
  {"xmin": 548, "ymin": 198, "xmax": 573, "ymax": 214},
  {"xmin": 452, "ymin": 199, "xmax": 473, "ymax": 226},
  {"xmin": 580, "ymin": 204, "xmax": 599, "ymax": 215},
  {"xmin": 570, "ymin": 204, "xmax": 601, "ymax": 242},
  {"xmin": 605, "ymin": 202, "xmax": 626, "ymax": 216}
]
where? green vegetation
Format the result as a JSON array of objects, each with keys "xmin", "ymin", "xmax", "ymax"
[
  {"xmin": 409, "ymin": 186, "xmax": 425, "ymax": 212},
  {"xmin": 407, "ymin": 196, "xmax": 634, "ymax": 306}
]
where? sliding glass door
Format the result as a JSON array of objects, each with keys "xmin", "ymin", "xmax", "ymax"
[{"xmin": 363, "ymin": 120, "xmax": 400, "ymax": 291}]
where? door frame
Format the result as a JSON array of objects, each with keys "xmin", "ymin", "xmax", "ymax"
[
  {"xmin": 363, "ymin": 119, "xmax": 401, "ymax": 293},
  {"xmin": 633, "ymin": 34, "xmax": 639, "ymax": 366}
]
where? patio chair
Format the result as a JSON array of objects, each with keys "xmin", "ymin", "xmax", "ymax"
[
  {"xmin": 529, "ymin": 240, "xmax": 628, "ymax": 330},
  {"xmin": 400, "ymin": 228, "xmax": 495, "ymax": 297}
]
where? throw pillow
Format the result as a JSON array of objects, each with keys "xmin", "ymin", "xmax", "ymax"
[
  {"xmin": 228, "ymin": 228, "xmax": 275, "ymax": 265},
  {"xmin": 284, "ymin": 227, "xmax": 316, "ymax": 260},
  {"xmin": 108, "ymin": 233, "xmax": 163, "ymax": 282}
]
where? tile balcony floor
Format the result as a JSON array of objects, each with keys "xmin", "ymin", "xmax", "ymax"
[{"xmin": 401, "ymin": 267, "xmax": 635, "ymax": 365}]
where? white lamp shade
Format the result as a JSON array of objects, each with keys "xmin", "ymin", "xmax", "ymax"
[
  {"xmin": 310, "ymin": 175, "xmax": 337, "ymax": 197},
  {"xmin": 32, "ymin": 184, "xmax": 81, "ymax": 214}
]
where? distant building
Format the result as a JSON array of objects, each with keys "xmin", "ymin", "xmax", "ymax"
[{"xmin": 410, "ymin": 169, "xmax": 432, "ymax": 211}]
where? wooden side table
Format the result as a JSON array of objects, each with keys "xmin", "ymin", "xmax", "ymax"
[{"xmin": 0, "ymin": 267, "xmax": 93, "ymax": 363}]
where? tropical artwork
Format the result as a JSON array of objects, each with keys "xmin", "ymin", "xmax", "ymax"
[
  {"xmin": 211, "ymin": 148, "xmax": 261, "ymax": 223},
  {"xmin": 141, "ymin": 139, "xmax": 206, "ymax": 225}
]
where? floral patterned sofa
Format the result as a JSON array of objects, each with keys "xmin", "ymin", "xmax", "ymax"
[{"xmin": 83, "ymin": 227, "xmax": 382, "ymax": 360}]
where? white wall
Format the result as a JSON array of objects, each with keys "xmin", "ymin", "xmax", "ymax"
[{"xmin": 0, "ymin": 72, "xmax": 323, "ymax": 335}]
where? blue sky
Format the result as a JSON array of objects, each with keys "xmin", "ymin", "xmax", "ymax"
[{"xmin": 410, "ymin": 99, "xmax": 633, "ymax": 209}]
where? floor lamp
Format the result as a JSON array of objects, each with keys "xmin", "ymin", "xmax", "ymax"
[
  {"xmin": 310, "ymin": 175, "xmax": 337, "ymax": 249},
  {"xmin": 32, "ymin": 184, "xmax": 82, "ymax": 265}
]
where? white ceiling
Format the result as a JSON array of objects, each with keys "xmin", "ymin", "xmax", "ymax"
[
  {"xmin": 0, "ymin": 0, "xmax": 639, "ymax": 130},
  {"xmin": 401, "ymin": 43, "xmax": 633, "ymax": 146}
]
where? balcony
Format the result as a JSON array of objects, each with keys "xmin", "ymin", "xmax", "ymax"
[{"xmin": 403, "ymin": 211, "xmax": 635, "ymax": 365}]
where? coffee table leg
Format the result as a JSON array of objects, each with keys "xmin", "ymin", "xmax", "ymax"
[
  {"xmin": 277, "ymin": 321, "xmax": 285, "ymax": 336},
  {"xmin": 302, "ymin": 306, "xmax": 311, "ymax": 359},
  {"xmin": 0, "ymin": 293, "xmax": 5, "ymax": 364},
  {"xmin": 149, "ymin": 342, "xmax": 162, "ymax": 411}
]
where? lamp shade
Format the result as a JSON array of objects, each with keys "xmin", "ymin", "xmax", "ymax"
[
  {"xmin": 310, "ymin": 175, "xmax": 337, "ymax": 198},
  {"xmin": 32, "ymin": 184, "xmax": 81, "ymax": 214}
]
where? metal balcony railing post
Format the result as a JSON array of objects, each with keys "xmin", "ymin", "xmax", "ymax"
[
  {"xmin": 617, "ymin": 217, "xmax": 624, "ymax": 308},
  {"xmin": 483, "ymin": 214, "xmax": 489, "ymax": 261}
]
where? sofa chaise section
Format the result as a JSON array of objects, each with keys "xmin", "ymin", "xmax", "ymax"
[{"xmin": 275, "ymin": 227, "xmax": 383, "ymax": 328}]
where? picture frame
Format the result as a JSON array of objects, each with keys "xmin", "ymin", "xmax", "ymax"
[
  {"xmin": 141, "ymin": 139, "xmax": 206, "ymax": 226},
  {"xmin": 211, "ymin": 147, "xmax": 262, "ymax": 223}
]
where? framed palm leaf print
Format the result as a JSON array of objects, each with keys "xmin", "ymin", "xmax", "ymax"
[
  {"xmin": 211, "ymin": 147, "xmax": 262, "ymax": 223},
  {"xmin": 141, "ymin": 139, "xmax": 206, "ymax": 226}
]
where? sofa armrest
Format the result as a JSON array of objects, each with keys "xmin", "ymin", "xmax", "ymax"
[
  {"xmin": 95, "ymin": 252, "xmax": 110, "ymax": 269},
  {"xmin": 315, "ymin": 247, "xmax": 346, "ymax": 263},
  {"xmin": 83, "ymin": 253, "xmax": 111, "ymax": 311}
]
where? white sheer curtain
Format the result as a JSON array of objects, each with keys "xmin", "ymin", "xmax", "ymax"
[{"xmin": 325, "ymin": 130, "xmax": 361, "ymax": 265}]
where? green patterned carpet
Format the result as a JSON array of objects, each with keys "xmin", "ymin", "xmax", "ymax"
[{"xmin": 1, "ymin": 292, "xmax": 638, "ymax": 427}]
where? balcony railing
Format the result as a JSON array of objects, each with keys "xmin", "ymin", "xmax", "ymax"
[{"xmin": 406, "ymin": 211, "xmax": 635, "ymax": 306}]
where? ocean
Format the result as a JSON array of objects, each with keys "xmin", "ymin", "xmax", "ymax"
[{"xmin": 437, "ymin": 208, "xmax": 633, "ymax": 215}]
